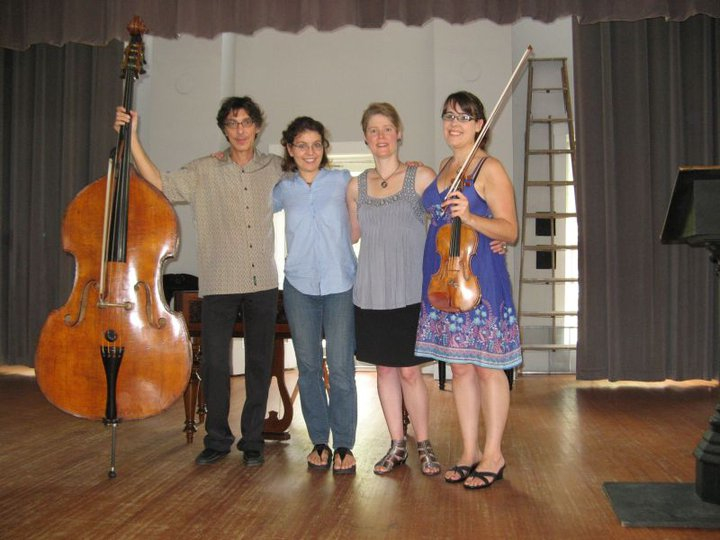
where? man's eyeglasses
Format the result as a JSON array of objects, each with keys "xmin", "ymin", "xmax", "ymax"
[
  {"xmin": 441, "ymin": 112, "xmax": 476, "ymax": 123},
  {"xmin": 223, "ymin": 118, "xmax": 254, "ymax": 130},
  {"xmin": 291, "ymin": 142, "xmax": 324, "ymax": 152}
]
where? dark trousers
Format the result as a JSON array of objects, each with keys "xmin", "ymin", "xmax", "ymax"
[{"xmin": 200, "ymin": 289, "xmax": 278, "ymax": 453}]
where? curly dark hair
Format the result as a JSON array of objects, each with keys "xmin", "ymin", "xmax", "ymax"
[
  {"xmin": 442, "ymin": 91, "xmax": 489, "ymax": 148},
  {"xmin": 216, "ymin": 96, "xmax": 264, "ymax": 133},
  {"xmin": 280, "ymin": 116, "xmax": 330, "ymax": 172}
]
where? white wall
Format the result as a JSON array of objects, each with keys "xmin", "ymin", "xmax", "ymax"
[
  {"xmin": 135, "ymin": 18, "xmax": 573, "ymax": 274},
  {"xmin": 132, "ymin": 17, "xmax": 573, "ymax": 374}
]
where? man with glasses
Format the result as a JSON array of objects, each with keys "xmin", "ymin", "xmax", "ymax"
[{"xmin": 114, "ymin": 96, "xmax": 282, "ymax": 467}]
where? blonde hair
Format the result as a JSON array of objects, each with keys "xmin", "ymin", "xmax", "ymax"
[{"xmin": 361, "ymin": 102, "xmax": 403, "ymax": 135}]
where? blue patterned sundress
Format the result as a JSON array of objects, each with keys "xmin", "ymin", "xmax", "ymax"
[{"xmin": 414, "ymin": 164, "xmax": 522, "ymax": 370}]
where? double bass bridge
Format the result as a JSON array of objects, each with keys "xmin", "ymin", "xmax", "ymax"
[
  {"xmin": 97, "ymin": 299, "xmax": 134, "ymax": 310},
  {"xmin": 95, "ymin": 282, "xmax": 168, "ymax": 330}
]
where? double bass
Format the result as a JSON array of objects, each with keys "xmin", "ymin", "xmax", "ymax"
[
  {"xmin": 34, "ymin": 17, "xmax": 192, "ymax": 475},
  {"xmin": 427, "ymin": 46, "xmax": 533, "ymax": 313}
]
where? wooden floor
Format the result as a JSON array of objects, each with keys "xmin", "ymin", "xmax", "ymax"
[{"xmin": 1, "ymin": 366, "xmax": 719, "ymax": 540}]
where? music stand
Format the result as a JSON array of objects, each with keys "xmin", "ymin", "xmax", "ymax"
[
  {"xmin": 604, "ymin": 167, "xmax": 720, "ymax": 528},
  {"xmin": 661, "ymin": 165, "xmax": 720, "ymax": 504}
]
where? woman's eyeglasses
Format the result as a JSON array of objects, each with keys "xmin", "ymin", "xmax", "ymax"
[
  {"xmin": 291, "ymin": 142, "xmax": 324, "ymax": 152},
  {"xmin": 441, "ymin": 112, "xmax": 476, "ymax": 123}
]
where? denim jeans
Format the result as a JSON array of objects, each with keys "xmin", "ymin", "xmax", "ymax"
[
  {"xmin": 282, "ymin": 279, "xmax": 357, "ymax": 449},
  {"xmin": 200, "ymin": 289, "xmax": 278, "ymax": 453}
]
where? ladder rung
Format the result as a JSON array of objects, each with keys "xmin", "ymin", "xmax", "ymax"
[
  {"xmin": 523, "ymin": 245, "xmax": 578, "ymax": 251},
  {"xmin": 528, "ymin": 149, "xmax": 573, "ymax": 155},
  {"xmin": 526, "ymin": 181, "xmax": 574, "ymax": 187},
  {"xmin": 521, "ymin": 278, "xmax": 579, "ymax": 284},
  {"xmin": 525, "ymin": 212, "xmax": 576, "ymax": 219},
  {"xmin": 521, "ymin": 344, "xmax": 576, "ymax": 351},
  {"xmin": 529, "ymin": 57, "xmax": 567, "ymax": 63},
  {"xmin": 532, "ymin": 87, "xmax": 566, "ymax": 92},
  {"xmin": 520, "ymin": 311, "xmax": 578, "ymax": 317},
  {"xmin": 530, "ymin": 117, "xmax": 571, "ymax": 124}
]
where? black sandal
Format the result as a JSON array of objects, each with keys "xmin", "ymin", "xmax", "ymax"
[
  {"xmin": 463, "ymin": 465, "xmax": 505, "ymax": 490},
  {"xmin": 307, "ymin": 443, "xmax": 332, "ymax": 470},
  {"xmin": 444, "ymin": 462, "xmax": 479, "ymax": 484},
  {"xmin": 333, "ymin": 447, "xmax": 356, "ymax": 475}
]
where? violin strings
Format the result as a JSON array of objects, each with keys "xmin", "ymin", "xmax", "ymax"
[{"xmin": 450, "ymin": 218, "xmax": 460, "ymax": 257}]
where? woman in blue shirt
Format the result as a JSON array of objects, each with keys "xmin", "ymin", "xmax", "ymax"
[{"xmin": 273, "ymin": 116, "xmax": 358, "ymax": 474}]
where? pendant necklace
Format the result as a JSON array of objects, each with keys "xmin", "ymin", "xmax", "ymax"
[{"xmin": 375, "ymin": 162, "xmax": 403, "ymax": 188}]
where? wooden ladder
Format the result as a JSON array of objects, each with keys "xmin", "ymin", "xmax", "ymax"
[{"xmin": 518, "ymin": 57, "xmax": 579, "ymax": 373}]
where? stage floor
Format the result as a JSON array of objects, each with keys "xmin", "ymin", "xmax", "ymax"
[{"xmin": 0, "ymin": 366, "xmax": 718, "ymax": 539}]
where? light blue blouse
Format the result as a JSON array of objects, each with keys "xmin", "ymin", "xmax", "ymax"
[{"xmin": 272, "ymin": 168, "xmax": 357, "ymax": 296}]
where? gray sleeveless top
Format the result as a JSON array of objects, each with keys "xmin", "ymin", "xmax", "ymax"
[{"xmin": 353, "ymin": 165, "xmax": 427, "ymax": 310}]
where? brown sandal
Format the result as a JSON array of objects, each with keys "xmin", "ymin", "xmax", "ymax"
[
  {"xmin": 373, "ymin": 439, "xmax": 407, "ymax": 475},
  {"xmin": 417, "ymin": 440, "xmax": 441, "ymax": 476}
]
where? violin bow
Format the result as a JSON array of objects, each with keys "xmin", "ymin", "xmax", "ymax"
[{"xmin": 444, "ymin": 45, "xmax": 533, "ymax": 199}]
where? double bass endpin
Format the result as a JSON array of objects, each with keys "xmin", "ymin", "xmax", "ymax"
[{"xmin": 101, "ymin": 338, "xmax": 124, "ymax": 478}]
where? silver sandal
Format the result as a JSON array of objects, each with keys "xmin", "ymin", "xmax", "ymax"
[
  {"xmin": 417, "ymin": 440, "xmax": 441, "ymax": 476},
  {"xmin": 374, "ymin": 439, "xmax": 408, "ymax": 475}
]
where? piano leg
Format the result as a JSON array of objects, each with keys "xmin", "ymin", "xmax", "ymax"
[
  {"xmin": 262, "ymin": 336, "xmax": 293, "ymax": 440},
  {"xmin": 183, "ymin": 338, "xmax": 202, "ymax": 443}
]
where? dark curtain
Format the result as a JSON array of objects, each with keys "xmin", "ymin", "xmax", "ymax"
[
  {"xmin": 0, "ymin": 41, "xmax": 123, "ymax": 366},
  {"xmin": 1, "ymin": 0, "xmax": 719, "ymax": 50},
  {"xmin": 573, "ymin": 15, "xmax": 720, "ymax": 380}
]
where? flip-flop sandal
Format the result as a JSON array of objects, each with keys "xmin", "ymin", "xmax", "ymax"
[
  {"xmin": 307, "ymin": 443, "xmax": 332, "ymax": 470},
  {"xmin": 333, "ymin": 447, "xmax": 356, "ymax": 475}
]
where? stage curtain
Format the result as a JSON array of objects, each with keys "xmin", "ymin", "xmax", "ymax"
[
  {"xmin": 1, "ymin": 0, "xmax": 719, "ymax": 51},
  {"xmin": 573, "ymin": 15, "xmax": 720, "ymax": 380},
  {"xmin": 0, "ymin": 41, "xmax": 122, "ymax": 365}
]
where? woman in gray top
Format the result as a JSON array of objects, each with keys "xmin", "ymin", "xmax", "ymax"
[{"xmin": 346, "ymin": 102, "xmax": 440, "ymax": 476}]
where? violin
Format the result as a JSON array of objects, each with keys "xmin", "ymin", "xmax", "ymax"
[
  {"xmin": 34, "ymin": 17, "xmax": 192, "ymax": 476},
  {"xmin": 427, "ymin": 210, "xmax": 482, "ymax": 313},
  {"xmin": 426, "ymin": 46, "xmax": 533, "ymax": 313}
]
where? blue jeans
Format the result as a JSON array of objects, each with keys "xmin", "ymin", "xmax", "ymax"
[{"xmin": 283, "ymin": 279, "xmax": 357, "ymax": 449}]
